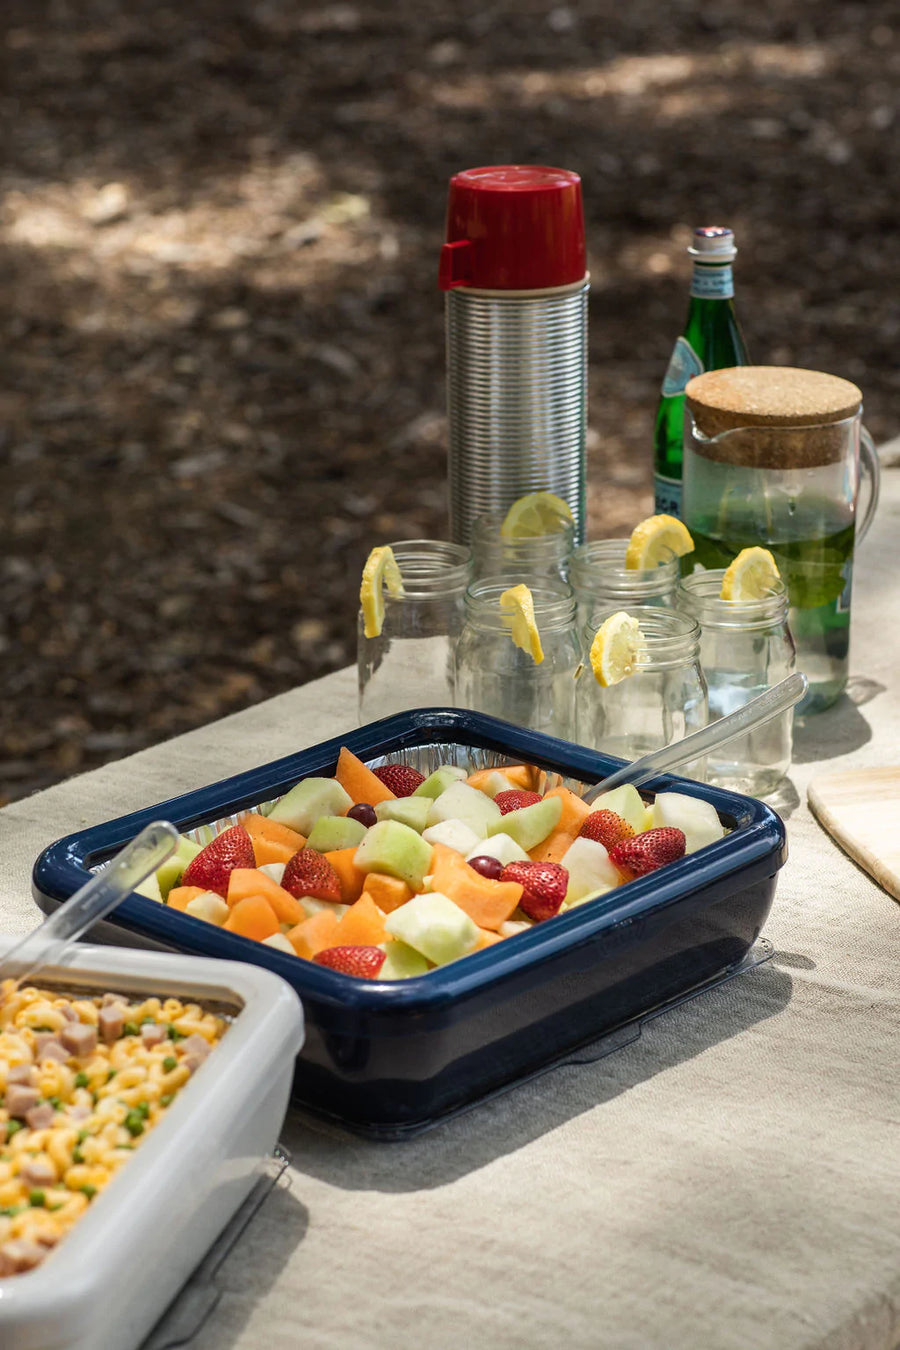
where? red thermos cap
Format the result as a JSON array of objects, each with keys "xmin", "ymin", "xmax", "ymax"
[{"xmin": 439, "ymin": 165, "xmax": 586, "ymax": 292}]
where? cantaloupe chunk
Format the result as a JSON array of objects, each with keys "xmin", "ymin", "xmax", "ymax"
[
  {"xmin": 359, "ymin": 873, "xmax": 413, "ymax": 914},
  {"xmin": 529, "ymin": 828, "xmax": 577, "ymax": 865},
  {"xmin": 467, "ymin": 764, "xmax": 538, "ymax": 795},
  {"xmin": 474, "ymin": 926, "xmax": 504, "ymax": 950},
  {"xmin": 226, "ymin": 868, "xmax": 305, "ymax": 925},
  {"xmin": 324, "ymin": 847, "xmax": 367, "ymax": 904},
  {"xmin": 543, "ymin": 785, "xmax": 591, "ymax": 835},
  {"xmin": 166, "ymin": 885, "xmax": 208, "ymax": 913},
  {"xmin": 287, "ymin": 909, "xmax": 341, "ymax": 960},
  {"xmin": 241, "ymin": 812, "xmax": 306, "ymax": 867},
  {"xmin": 335, "ymin": 746, "xmax": 396, "ymax": 807},
  {"xmin": 429, "ymin": 849, "xmax": 523, "ymax": 930},
  {"xmin": 224, "ymin": 895, "xmax": 280, "ymax": 942},
  {"xmin": 331, "ymin": 893, "xmax": 387, "ymax": 948}
]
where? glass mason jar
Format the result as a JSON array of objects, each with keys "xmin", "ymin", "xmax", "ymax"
[
  {"xmin": 569, "ymin": 539, "xmax": 680, "ymax": 633},
  {"xmin": 454, "ymin": 577, "xmax": 581, "ymax": 740},
  {"xmin": 469, "ymin": 511, "xmax": 575, "ymax": 584},
  {"xmin": 358, "ymin": 540, "xmax": 471, "ymax": 724},
  {"xmin": 576, "ymin": 606, "xmax": 708, "ymax": 765},
  {"xmin": 676, "ymin": 570, "xmax": 796, "ymax": 796}
]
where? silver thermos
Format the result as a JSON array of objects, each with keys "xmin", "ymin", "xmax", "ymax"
[{"xmin": 439, "ymin": 165, "xmax": 589, "ymax": 545}]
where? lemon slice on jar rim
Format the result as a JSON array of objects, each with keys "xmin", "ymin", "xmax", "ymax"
[
  {"xmin": 720, "ymin": 546, "xmax": 781, "ymax": 601},
  {"xmin": 500, "ymin": 492, "xmax": 574, "ymax": 539},
  {"xmin": 499, "ymin": 583, "xmax": 544, "ymax": 664},
  {"xmin": 360, "ymin": 545, "xmax": 405, "ymax": 639},
  {"xmin": 589, "ymin": 611, "xmax": 648, "ymax": 687},
  {"xmin": 624, "ymin": 514, "xmax": 694, "ymax": 570}
]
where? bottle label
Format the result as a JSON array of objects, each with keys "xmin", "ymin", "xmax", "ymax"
[
  {"xmin": 660, "ymin": 336, "xmax": 704, "ymax": 397},
  {"xmin": 654, "ymin": 473, "xmax": 683, "ymax": 519},
  {"xmin": 690, "ymin": 264, "xmax": 734, "ymax": 299}
]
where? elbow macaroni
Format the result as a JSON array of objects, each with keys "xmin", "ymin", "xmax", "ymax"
[{"xmin": 0, "ymin": 985, "xmax": 227, "ymax": 1276}]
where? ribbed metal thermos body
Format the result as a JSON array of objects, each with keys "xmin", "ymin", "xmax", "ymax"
[
  {"xmin": 445, "ymin": 280, "xmax": 588, "ymax": 545},
  {"xmin": 439, "ymin": 165, "xmax": 589, "ymax": 546}
]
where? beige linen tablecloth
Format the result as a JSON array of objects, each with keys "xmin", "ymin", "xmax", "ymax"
[{"xmin": 1, "ymin": 470, "xmax": 899, "ymax": 1350}]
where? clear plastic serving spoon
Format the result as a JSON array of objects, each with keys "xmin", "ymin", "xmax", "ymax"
[
  {"xmin": 582, "ymin": 671, "xmax": 808, "ymax": 804},
  {"xmin": 0, "ymin": 820, "xmax": 179, "ymax": 998}
]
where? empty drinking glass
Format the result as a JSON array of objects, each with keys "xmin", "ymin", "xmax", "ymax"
[
  {"xmin": 676, "ymin": 569, "xmax": 796, "ymax": 795},
  {"xmin": 576, "ymin": 606, "xmax": 708, "ymax": 764},
  {"xmin": 569, "ymin": 539, "xmax": 680, "ymax": 632},
  {"xmin": 470, "ymin": 511, "xmax": 575, "ymax": 583},
  {"xmin": 454, "ymin": 577, "xmax": 580, "ymax": 739},
  {"xmin": 357, "ymin": 540, "xmax": 471, "ymax": 723}
]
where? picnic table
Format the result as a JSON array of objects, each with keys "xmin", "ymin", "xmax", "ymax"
[{"xmin": 1, "ymin": 451, "xmax": 899, "ymax": 1350}]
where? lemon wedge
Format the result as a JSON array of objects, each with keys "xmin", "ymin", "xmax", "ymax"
[
  {"xmin": 499, "ymin": 583, "xmax": 544, "ymax": 664},
  {"xmin": 625, "ymin": 514, "xmax": 694, "ymax": 570},
  {"xmin": 589, "ymin": 611, "xmax": 648, "ymax": 687},
  {"xmin": 500, "ymin": 491, "xmax": 574, "ymax": 539},
  {"xmin": 720, "ymin": 547, "xmax": 781, "ymax": 601},
  {"xmin": 360, "ymin": 545, "xmax": 405, "ymax": 638}
]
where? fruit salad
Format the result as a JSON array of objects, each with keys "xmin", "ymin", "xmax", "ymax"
[{"xmin": 139, "ymin": 747, "xmax": 727, "ymax": 981}]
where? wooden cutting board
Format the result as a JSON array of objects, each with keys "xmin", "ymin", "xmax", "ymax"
[{"xmin": 808, "ymin": 767, "xmax": 900, "ymax": 903}]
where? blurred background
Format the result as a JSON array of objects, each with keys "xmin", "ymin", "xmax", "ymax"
[{"xmin": 2, "ymin": 0, "xmax": 898, "ymax": 802}]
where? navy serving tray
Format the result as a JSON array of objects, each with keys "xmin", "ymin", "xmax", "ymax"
[{"xmin": 33, "ymin": 709, "xmax": 787, "ymax": 1139}]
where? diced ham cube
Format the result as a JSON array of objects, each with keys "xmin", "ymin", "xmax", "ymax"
[
  {"xmin": 67, "ymin": 1103, "xmax": 92, "ymax": 1122},
  {"xmin": 24, "ymin": 1102, "xmax": 56, "ymax": 1131},
  {"xmin": 98, "ymin": 1005, "xmax": 125, "ymax": 1044},
  {"xmin": 0, "ymin": 1239, "xmax": 47, "ymax": 1276},
  {"xmin": 180, "ymin": 1034, "xmax": 212, "ymax": 1075},
  {"xmin": 140, "ymin": 1022, "xmax": 166, "ymax": 1049},
  {"xmin": 60, "ymin": 1023, "xmax": 97, "ymax": 1058},
  {"xmin": 5, "ymin": 1084, "xmax": 40, "ymax": 1119},
  {"xmin": 18, "ymin": 1156, "xmax": 56, "ymax": 1188},
  {"xmin": 6, "ymin": 1065, "xmax": 36, "ymax": 1086},
  {"xmin": 34, "ymin": 1035, "xmax": 67, "ymax": 1063},
  {"xmin": 60, "ymin": 1004, "xmax": 79, "ymax": 1022}
]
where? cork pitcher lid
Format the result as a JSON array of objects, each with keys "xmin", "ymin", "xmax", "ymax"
[{"xmin": 685, "ymin": 366, "xmax": 862, "ymax": 469}]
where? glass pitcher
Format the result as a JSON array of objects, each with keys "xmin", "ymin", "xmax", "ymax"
[{"xmin": 682, "ymin": 367, "xmax": 880, "ymax": 713}]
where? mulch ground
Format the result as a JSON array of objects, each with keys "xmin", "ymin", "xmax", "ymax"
[{"xmin": 2, "ymin": 0, "xmax": 899, "ymax": 802}]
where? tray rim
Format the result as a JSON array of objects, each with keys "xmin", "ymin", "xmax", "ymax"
[{"xmin": 32, "ymin": 707, "xmax": 787, "ymax": 1016}]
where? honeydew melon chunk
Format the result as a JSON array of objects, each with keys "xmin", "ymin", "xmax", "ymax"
[
  {"xmin": 354, "ymin": 820, "xmax": 434, "ymax": 891},
  {"xmin": 262, "ymin": 932, "xmax": 297, "ymax": 955},
  {"xmin": 184, "ymin": 891, "xmax": 230, "ymax": 925},
  {"xmin": 375, "ymin": 796, "xmax": 433, "ymax": 833},
  {"xmin": 470, "ymin": 770, "xmax": 521, "ymax": 799},
  {"xmin": 586, "ymin": 784, "xmax": 647, "ymax": 836},
  {"xmin": 426, "ymin": 781, "xmax": 503, "ymax": 835},
  {"xmin": 562, "ymin": 883, "xmax": 615, "ymax": 911},
  {"xmin": 156, "ymin": 835, "xmax": 203, "ymax": 900},
  {"xmin": 651, "ymin": 791, "xmax": 724, "ymax": 854},
  {"xmin": 268, "ymin": 777, "xmax": 352, "ymax": 835},
  {"xmin": 413, "ymin": 765, "xmax": 468, "ymax": 799},
  {"xmin": 259, "ymin": 862, "xmax": 286, "ymax": 884},
  {"xmin": 385, "ymin": 891, "xmax": 479, "ymax": 965},
  {"xmin": 499, "ymin": 918, "xmax": 533, "ymax": 937},
  {"xmin": 306, "ymin": 814, "xmax": 367, "ymax": 852},
  {"xmin": 488, "ymin": 794, "xmax": 561, "ymax": 851},
  {"xmin": 300, "ymin": 896, "xmax": 348, "ymax": 919},
  {"xmin": 379, "ymin": 939, "xmax": 432, "ymax": 979},
  {"xmin": 422, "ymin": 818, "xmax": 482, "ymax": 856},
  {"xmin": 134, "ymin": 874, "xmax": 163, "ymax": 902},
  {"xmin": 465, "ymin": 832, "xmax": 529, "ymax": 867},
  {"xmin": 560, "ymin": 836, "xmax": 620, "ymax": 904}
]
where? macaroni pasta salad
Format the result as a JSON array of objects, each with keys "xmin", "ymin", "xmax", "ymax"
[{"xmin": 0, "ymin": 983, "xmax": 227, "ymax": 1277}]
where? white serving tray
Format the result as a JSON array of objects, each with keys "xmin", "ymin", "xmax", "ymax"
[{"xmin": 0, "ymin": 942, "xmax": 304, "ymax": 1350}]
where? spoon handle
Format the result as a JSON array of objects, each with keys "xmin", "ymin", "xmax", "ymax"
[
  {"xmin": 582, "ymin": 671, "xmax": 808, "ymax": 804},
  {"xmin": 1, "ymin": 821, "xmax": 179, "ymax": 991}
]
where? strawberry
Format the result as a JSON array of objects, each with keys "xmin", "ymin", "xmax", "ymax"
[
  {"xmin": 493, "ymin": 788, "xmax": 542, "ymax": 815},
  {"xmin": 608, "ymin": 827, "xmax": 686, "ymax": 878},
  {"xmin": 500, "ymin": 860, "xmax": 568, "ymax": 923},
  {"xmin": 181, "ymin": 825, "xmax": 254, "ymax": 897},
  {"xmin": 372, "ymin": 763, "xmax": 425, "ymax": 797},
  {"xmin": 282, "ymin": 847, "xmax": 342, "ymax": 902},
  {"xmin": 313, "ymin": 945, "xmax": 386, "ymax": 979},
  {"xmin": 578, "ymin": 809, "xmax": 635, "ymax": 850}
]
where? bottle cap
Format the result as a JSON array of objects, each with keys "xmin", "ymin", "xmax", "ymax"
[
  {"xmin": 439, "ymin": 165, "xmax": 587, "ymax": 292},
  {"xmin": 688, "ymin": 226, "xmax": 737, "ymax": 262}
]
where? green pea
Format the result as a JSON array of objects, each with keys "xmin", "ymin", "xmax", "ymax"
[
  {"xmin": 74, "ymin": 1071, "xmax": 89, "ymax": 1089},
  {"xmin": 162, "ymin": 1056, "xmax": 178, "ymax": 1073},
  {"xmin": 81, "ymin": 1185, "xmax": 97, "ymax": 1200},
  {"xmin": 29, "ymin": 1190, "xmax": 45, "ymax": 1207}
]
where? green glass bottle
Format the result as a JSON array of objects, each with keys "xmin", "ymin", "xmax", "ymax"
[{"xmin": 653, "ymin": 226, "xmax": 750, "ymax": 519}]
